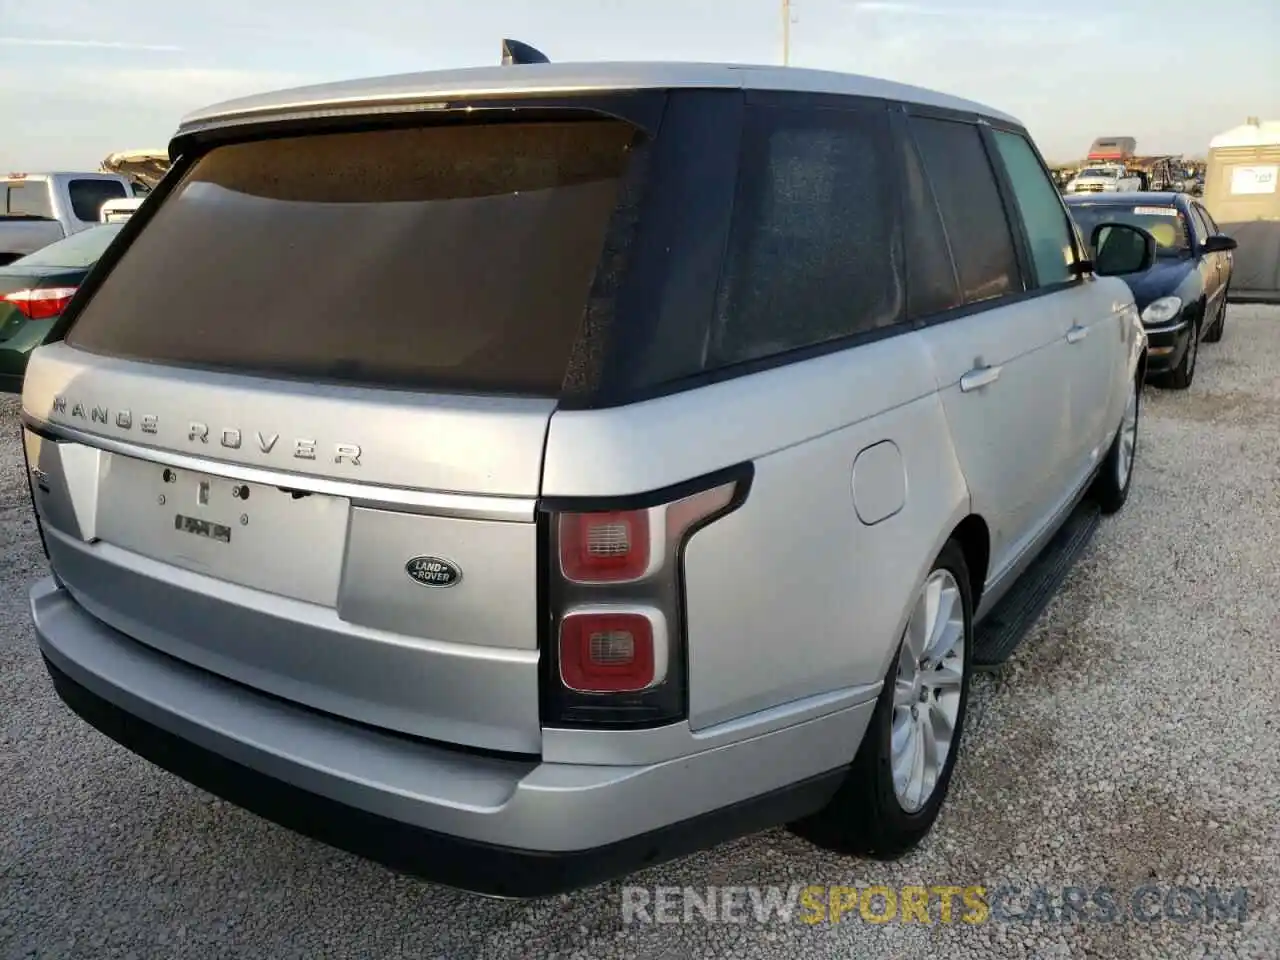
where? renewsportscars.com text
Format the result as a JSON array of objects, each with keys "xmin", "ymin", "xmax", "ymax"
[{"xmin": 621, "ymin": 884, "xmax": 1251, "ymax": 926}]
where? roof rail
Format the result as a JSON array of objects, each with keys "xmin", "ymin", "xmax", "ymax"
[{"xmin": 501, "ymin": 39, "xmax": 550, "ymax": 66}]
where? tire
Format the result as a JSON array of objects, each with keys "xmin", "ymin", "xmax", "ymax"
[
  {"xmin": 1091, "ymin": 375, "xmax": 1139, "ymax": 514},
  {"xmin": 1156, "ymin": 317, "xmax": 1199, "ymax": 390},
  {"xmin": 790, "ymin": 540, "xmax": 973, "ymax": 859},
  {"xmin": 1203, "ymin": 291, "xmax": 1227, "ymax": 343}
]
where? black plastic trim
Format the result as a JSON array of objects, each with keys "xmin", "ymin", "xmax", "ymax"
[
  {"xmin": 563, "ymin": 320, "xmax": 922, "ymax": 410},
  {"xmin": 538, "ymin": 460, "xmax": 754, "ymax": 515},
  {"xmin": 43, "ymin": 653, "xmax": 844, "ymax": 899},
  {"xmin": 19, "ymin": 409, "xmax": 60, "ymax": 439}
]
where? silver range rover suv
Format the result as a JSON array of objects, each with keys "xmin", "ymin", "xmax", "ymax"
[{"xmin": 20, "ymin": 57, "xmax": 1152, "ymax": 897}]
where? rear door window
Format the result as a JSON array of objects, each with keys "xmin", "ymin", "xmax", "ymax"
[
  {"xmin": 4, "ymin": 182, "xmax": 54, "ymax": 219},
  {"xmin": 68, "ymin": 179, "xmax": 128, "ymax": 222},
  {"xmin": 64, "ymin": 120, "xmax": 637, "ymax": 395},
  {"xmin": 907, "ymin": 116, "xmax": 1022, "ymax": 304},
  {"xmin": 707, "ymin": 101, "xmax": 904, "ymax": 367}
]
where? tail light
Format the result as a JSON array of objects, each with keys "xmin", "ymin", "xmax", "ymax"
[
  {"xmin": 3, "ymin": 287, "xmax": 79, "ymax": 320},
  {"xmin": 559, "ymin": 610, "xmax": 662, "ymax": 693},
  {"xmin": 541, "ymin": 466, "xmax": 751, "ymax": 727}
]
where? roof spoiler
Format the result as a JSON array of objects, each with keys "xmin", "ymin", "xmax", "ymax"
[{"xmin": 501, "ymin": 39, "xmax": 550, "ymax": 65}]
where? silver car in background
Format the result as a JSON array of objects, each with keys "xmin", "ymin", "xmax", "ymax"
[{"xmin": 19, "ymin": 58, "xmax": 1151, "ymax": 897}]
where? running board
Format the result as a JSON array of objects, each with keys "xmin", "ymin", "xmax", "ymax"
[{"xmin": 972, "ymin": 500, "xmax": 1102, "ymax": 670}]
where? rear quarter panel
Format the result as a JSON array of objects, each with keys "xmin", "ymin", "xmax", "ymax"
[{"xmin": 542, "ymin": 331, "xmax": 972, "ymax": 732}]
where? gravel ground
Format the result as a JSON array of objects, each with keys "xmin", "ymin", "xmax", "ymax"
[{"xmin": 2, "ymin": 306, "xmax": 1279, "ymax": 960}]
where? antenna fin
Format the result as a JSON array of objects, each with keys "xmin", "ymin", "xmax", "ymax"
[{"xmin": 501, "ymin": 39, "xmax": 550, "ymax": 65}]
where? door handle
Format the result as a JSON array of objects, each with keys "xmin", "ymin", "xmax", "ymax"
[
  {"xmin": 959, "ymin": 364, "xmax": 1002, "ymax": 392},
  {"xmin": 1066, "ymin": 324, "xmax": 1089, "ymax": 344}
]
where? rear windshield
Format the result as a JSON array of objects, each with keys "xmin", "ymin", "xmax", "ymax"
[
  {"xmin": 68, "ymin": 179, "xmax": 128, "ymax": 221},
  {"xmin": 65, "ymin": 120, "xmax": 636, "ymax": 395}
]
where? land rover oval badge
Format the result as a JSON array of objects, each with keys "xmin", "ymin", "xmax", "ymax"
[{"xmin": 405, "ymin": 556, "xmax": 462, "ymax": 588}]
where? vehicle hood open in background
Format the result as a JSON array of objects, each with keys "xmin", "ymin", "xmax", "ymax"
[{"xmin": 100, "ymin": 150, "xmax": 170, "ymax": 190}]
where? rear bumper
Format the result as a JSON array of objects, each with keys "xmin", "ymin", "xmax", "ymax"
[
  {"xmin": 1142, "ymin": 318, "xmax": 1192, "ymax": 375},
  {"xmin": 31, "ymin": 578, "xmax": 866, "ymax": 897}
]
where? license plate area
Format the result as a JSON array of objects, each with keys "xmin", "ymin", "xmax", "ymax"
[
  {"xmin": 175, "ymin": 514, "xmax": 232, "ymax": 544},
  {"xmin": 94, "ymin": 453, "xmax": 350, "ymax": 606}
]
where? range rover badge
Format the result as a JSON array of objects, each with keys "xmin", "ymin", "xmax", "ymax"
[{"xmin": 405, "ymin": 556, "xmax": 462, "ymax": 588}]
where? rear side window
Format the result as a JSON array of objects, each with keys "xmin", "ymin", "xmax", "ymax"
[
  {"xmin": 65, "ymin": 121, "xmax": 636, "ymax": 395},
  {"xmin": 707, "ymin": 103, "xmax": 904, "ymax": 367},
  {"xmin": 1187, "ymin": 204, "xmax": 1212, "ymax": 245},
  {"xmin": 990, "ymin": 130, "xmax": 1077, "ymax": 287},
  {"xmin": 68, "ymin": 179, "xmax": 128, "ymax": 222},
  {"xmin": 908, "ymin": 117, "xmax": 1021, "ymax": 304},
  {"xmin": 4, "ymin": 182, "xmax": 54, "ymax": 219}
]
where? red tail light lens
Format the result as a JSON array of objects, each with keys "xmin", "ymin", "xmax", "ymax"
[
  {"xmin": 559, "ymin": 612, "xmax": 660, "ymax": 693},
  {"xmin": 559, "ymin": 509, "xmax": 651, "ymax": 582},
  {"xmin": 3, "ymin": 287, "xmax": 78, "ymax": 320}
]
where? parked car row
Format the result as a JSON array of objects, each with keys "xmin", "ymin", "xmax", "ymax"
[
  {"xmin": 0, "ymin": 172, "xmax": 143, "ymax": 266},
  {"xmin": 7, "ymin": 50, "xmax": 1243, "ymax": 899},
  {"xmin": 0, "ymin": 223, "xmax": 123, "ymax": 393},
  {"xmin": 1065, "ymin": 191, "xmax": 1236, "ymax": 388}
]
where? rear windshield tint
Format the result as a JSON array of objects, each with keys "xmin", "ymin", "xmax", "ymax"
[{"xmin": 65, "ymin": 120, "xmax": 637, "ymax": 395}]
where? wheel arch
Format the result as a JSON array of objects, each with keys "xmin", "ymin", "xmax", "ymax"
[
  {"xmin": 873, "ymin": 503, "xmax": 990, "ymax": 682},
  {"xmin": 948, "ymin": 514, "xmax": 991, "ymax": 613}
]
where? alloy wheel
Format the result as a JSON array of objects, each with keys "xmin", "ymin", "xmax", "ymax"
[
  {"xmin": 1117, "ymin": 379, "xmax": 1138, "ymax": 489},
  {"xmin": 892, "ymin": 570, "xmax": 966, "ymax": 813}
]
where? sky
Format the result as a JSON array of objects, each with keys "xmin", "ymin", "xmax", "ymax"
[{"xmin": 1, "ymin": 0, "xmax": 1277, "ymax": 170}]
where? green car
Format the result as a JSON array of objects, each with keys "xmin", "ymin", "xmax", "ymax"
[{"xmin": 0, "ymin": 222, "xmax": 124, "ymax": 393}]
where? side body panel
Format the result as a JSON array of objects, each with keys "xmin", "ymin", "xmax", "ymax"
[
  {"xmin": 919, "ymin": 297, "xmax": 1076, "ymax": 584},
  {"xmin": 542, "ymin": 330, "xmax": 970, "ymax": 734}
]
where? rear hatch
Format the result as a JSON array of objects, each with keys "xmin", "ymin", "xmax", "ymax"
[{"xmin": 20, "ymin": 112, "xmax": 648, "ymax": 754}]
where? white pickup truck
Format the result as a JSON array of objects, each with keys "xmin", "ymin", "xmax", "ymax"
[
  {"xmin": 1064, "ymin": 164, "xmax": 1146, "ymax": 194},
  {"xmin": 1, "ymin": 172, "xmax": 141, "ymax": 265}
]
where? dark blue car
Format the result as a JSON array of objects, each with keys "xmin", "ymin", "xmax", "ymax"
[{"xmin": 1065, "ymin": 192, "xmax": 1236, "ymax": 389}]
